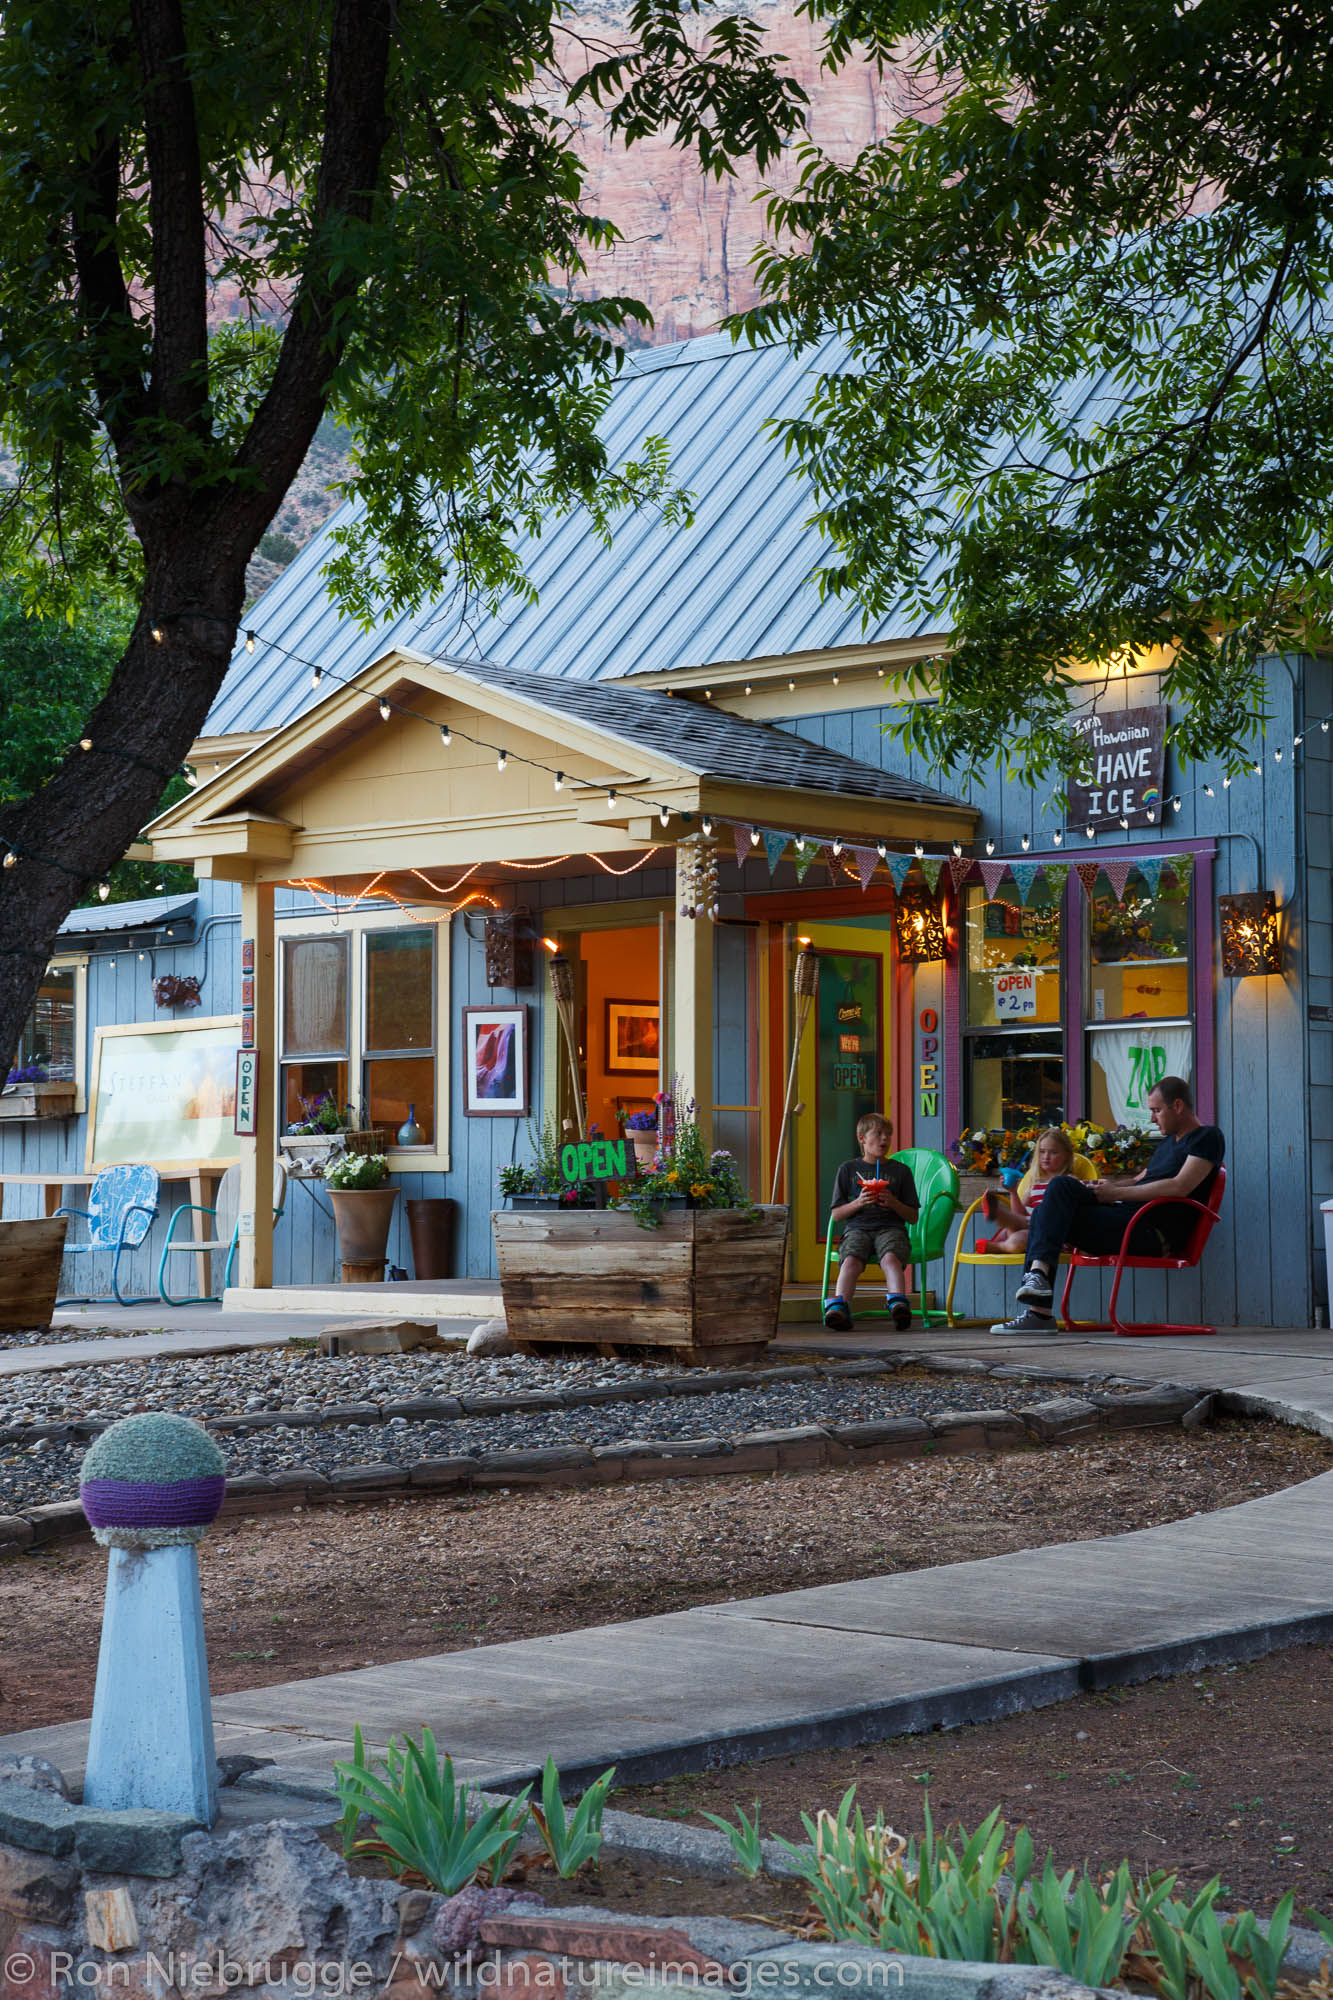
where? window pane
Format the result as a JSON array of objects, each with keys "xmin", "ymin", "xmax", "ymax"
[
  {"xmin": 965, "ymin": 882, "xmax": 1062, "ymax": 1028},
  {"xmin": 283, "ymin": 1059, "xmax": 349, "ymax": 1130},
  {"xmin": 364, "ymin": 1055, "xmax": 434, "ymax": 1144},
  {"xmin": 968, "ymin": 1032, "xmax": 1064, "ymax": 1130},
  {"xmin": 282, "ymin": 937, "xmax": 348, "ymax": 1057},
  {"xmin": 13, "ymin": 966, "xmax": 75, "ymax": 1079},
  {"xmin": 1086, "ymin": 867, "xmax": 1190, "ymax": 1022},
  {"xmin": 366, "ymin": 929, "xmax": 433, "ymax": 1052},
  {"xmin": 1089, "ymin": 1026, "xmax": 1192, "ymax": 1130}
]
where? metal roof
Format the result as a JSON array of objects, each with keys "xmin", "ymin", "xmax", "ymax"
[
  {"xmin": 204, "ymin": 326, "xmax": 1123, "ymax": 738},
  {"xmin": 442, "ymin": 658, "xmax": 959, "ymax": 806},
  {"xmin": 59, "ymin": 893, "xmax": 197, "ymax": 939}
]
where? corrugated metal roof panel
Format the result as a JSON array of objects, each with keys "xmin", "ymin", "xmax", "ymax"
[
  {"xmin": 59, "ymin": 893, "xmax": 197, "ymax": 938},
  {"xmin": 204, "ymin": 327, "xmax": 1123, "ymax": 737}
]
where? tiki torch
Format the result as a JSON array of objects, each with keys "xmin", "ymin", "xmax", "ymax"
[
  {"xmin": 543, "ymin": 941, "xmax": 587, "ymax": 1141},
  {"xmin": 771, "ymin": 940, "xmax": 819, "ymax": 1204}
]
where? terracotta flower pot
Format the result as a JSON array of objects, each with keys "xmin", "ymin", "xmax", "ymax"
[
  {"xmin": 629, "ymin": 1131, "xmax": 660, "ymax": 1171},
  {"xmin": 329, "ymin": 1187, "xmax": 399, "ymax": 1281}
]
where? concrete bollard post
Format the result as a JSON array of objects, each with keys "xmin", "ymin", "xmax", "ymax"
[{"xmin": 78, "ymin": 1413, "xmax": 228, "ymax": 1826}]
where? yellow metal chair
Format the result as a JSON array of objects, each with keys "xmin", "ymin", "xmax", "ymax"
[{"xmin": 945, "ymin": 1187, "xmax": 1073, "ymax": 1327}]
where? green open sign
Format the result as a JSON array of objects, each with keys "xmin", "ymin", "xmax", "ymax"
[{"xmin": 560, "ymin": 1138, "xmax": 630, "ymax": 1183}]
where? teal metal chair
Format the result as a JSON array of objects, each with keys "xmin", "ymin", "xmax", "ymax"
[
  {"xmin": 819, "ymin": 1147, "xmax": 959, "ymax": 1329},
  {"xmin": 158, "ymin": 1160, "xmax": 288, "ymax": 1305},
  {"xmin": 56, "ymin": 1164, "xmax": 161, "ymax": 1306}
]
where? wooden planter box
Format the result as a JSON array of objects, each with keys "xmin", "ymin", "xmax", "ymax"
[
  {"xmin": 0, "ymin": 1084, "xmax": 76, "ymax": 1121},
  {"xmin": 492, "ymin": 1203, "xmax": 789, "ymax": 1367},
  {"xmin": 0, "ymin": 1217, "xmax": 68, "ymax": 1330}
]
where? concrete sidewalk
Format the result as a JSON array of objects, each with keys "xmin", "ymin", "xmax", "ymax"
[{"xmin": 6, "ymin": 1324, "xmax": 1333, "ymax": 1794}]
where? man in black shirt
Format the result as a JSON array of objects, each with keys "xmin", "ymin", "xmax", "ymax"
[{"xmin": 992, "ymin": 1076, "xmax": 1225, "ymax": 1334}]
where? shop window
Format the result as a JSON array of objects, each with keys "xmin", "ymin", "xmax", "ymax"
[
  {"xmin": 11, "ymin": 964, "xmax": 77, "ymax": 1081},
  {"xmin": 363, "ymin": 929, "xmax": 435, "ymax": 1145},
  {"xmin": 281, "ymin": 934, "xmax": 349, "ymax": 1127},
  {"xmin": 1085, "ymin": 865, "xmax": 1192, "ymax": 1128},
  {"xmin": 963, "ymin": 881, "xmax": 1064, "ymax": 1127}
]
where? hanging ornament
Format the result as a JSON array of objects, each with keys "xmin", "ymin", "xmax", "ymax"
[
  {"xmin": 1102, "ymin": 858, "xmax": 1135, "ymax": 902},
  {"xmin": 732, "ymin": 824, "xmax": 752, "ymax": 870},
  {"xmin": 1075, "ymin": 861, "xmax": 1101, "ymax": 899},
  {"xmin": 676, "ymin": 838, "xmax": 701, "ymax": 920},
  {"xmin": 885, "ymin": 853, "xmax": 914, "ymax": 894},
  {"xmin": 1168, "ymin": 852, "xmax": 1194, "ymax": 893},
  {"xmin": 762, "ymin": 829, "xmax": 790, "ymax": 875},
  {"xmin": 978, "ymin": 860, "xmax": 1009, "ymax": 897},
  {"xmin": 793, "ymin": 841, "xmax": 822, "ymax": 883},
  {"xmin": 1136, "ymin": 857, "xmax": 1163, "ymax": 897},
  {"xmin": 853, "ymin": 847, "xmax": 879, "ymax": 891},
  {"xmin": 1009, "ymin": 860, "xmax": 1041, "ymax": 903},
  {"xmin": 919, "ymin": 856, "xmax": 944, "ymax": 893},
  {"xmin": 949, "ymin": 855, "xmax": 975, "ymax": 892},
  {"xmin": 1041, "ymin": 862, "xmax": 1070, "ymax": 899}
]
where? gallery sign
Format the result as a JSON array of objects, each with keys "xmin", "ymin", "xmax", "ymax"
[{"xmin": 1067, "ymin": 704, "xmax": 1166, "ymax": 832}]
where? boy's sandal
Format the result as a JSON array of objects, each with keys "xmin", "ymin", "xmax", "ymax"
[{"xmin": 822, "ymin": 1297, "xmax": 854, "ymax": 1331}]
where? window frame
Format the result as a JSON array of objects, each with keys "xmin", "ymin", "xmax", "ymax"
[
  {"xmin": 960, "ymin": 879, "xmax": 1067, "ymax": 1130},
  {"xmin": 360, "ymin": 925, "xmax": 437, "ymax": 1149},
  {"xmin": 276, "ymin": 907, "xmax": 451, "ymax": 1169},
  {"xmin": 6, "ymin": 955, "xmax": 88, "ymax": 1115}
]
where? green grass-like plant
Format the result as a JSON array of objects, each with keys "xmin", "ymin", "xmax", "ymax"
[
  {"xmin": 701, "ymin": 1801, "xmax": 764, "ymax": 1879},
  {"xmin": 333, "ymin": 1725, "xmax": 530, "ymax": 1895},
  {"xmin": 529, "ymin": 1756, "xmax": 616, "ymax": 1878}
]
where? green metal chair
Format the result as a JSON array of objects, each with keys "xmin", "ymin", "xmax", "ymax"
[{"xmin": 818, "ymin": 1146, "xmax": 959, "ymax": 1329}]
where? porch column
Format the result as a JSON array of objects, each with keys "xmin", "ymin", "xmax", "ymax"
[
  {"xmin": 235, "ymin": 880, "xmax": 276, "ymax": 1290},
  {"xmin": 673, "ymin": 910, "xmax": 714, "ymax": 1146}
]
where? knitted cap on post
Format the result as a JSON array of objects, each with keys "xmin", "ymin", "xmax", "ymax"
[{"xmin": 80, "ymin": 1414, "xmax": 227, "ymax": 1549}]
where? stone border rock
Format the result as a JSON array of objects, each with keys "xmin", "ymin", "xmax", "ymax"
[{"xmin": 0, "ymin": 1366, "xmax": 1218, "ymax": 1557}]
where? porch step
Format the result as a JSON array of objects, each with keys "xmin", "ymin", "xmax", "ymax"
[{"xmin": 223, "ymin": 1281, "xmax": 503, "ymax": 1319}]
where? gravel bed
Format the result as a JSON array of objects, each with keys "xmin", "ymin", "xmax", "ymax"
[{"xmin": 0, "ymin": 1351, "xmax": 1119, "ymax": 1510}]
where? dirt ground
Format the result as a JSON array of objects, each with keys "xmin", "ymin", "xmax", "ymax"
[
  {"xmin": 615, "ymin": 1644, "xmax": 1333, "ymax": 1924},
  {"xmin": 2, "ymin": 1418, "xmax": 1326, "ymax": 1735}
]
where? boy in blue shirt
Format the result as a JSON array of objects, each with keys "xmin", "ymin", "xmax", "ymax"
[{"xmin": 823, "ymin": 1113, "xmax": 919, "ymax": 1332}]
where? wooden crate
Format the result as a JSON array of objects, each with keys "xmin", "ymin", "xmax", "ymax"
[
  {"xmin": 492, "ymin": 1204, "xmax": 789, "ymax": 1366},
  {"xmin": 0, "ymin": 1217, "xmax": 68, "ymax": 1330}
]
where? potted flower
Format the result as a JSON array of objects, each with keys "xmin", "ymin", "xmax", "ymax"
[
  {"xmin": 619, "ymin": 1107, "xmax": 661, "ymax": 1172},
  {"xmin": 612, "ymin": 1109, "xmax": 759, "ymax": 1231},
  {"xmin": 0, "ymin": 1062, "xmax": 77, "ymax": 1121},
  {"xmin": 324, "ymin": 1151, "xmax": 398, "ymax": 1281},
  {"xmin": 280, "ymin": 1096, "xmax": 388, "ymax": 1177},
  {"xmin": 496, "ymin": 1117, "xmax": 597, "ymax": 1210}
]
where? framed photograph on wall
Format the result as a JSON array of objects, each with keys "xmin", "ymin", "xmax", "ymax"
[
  {"xmin": 462, "ymin": 1004, "xmax": 530, "ymax": 1117},
  {"xmin": 604, "ymin": 998, "xmax": 661, "ymax": 1075}
]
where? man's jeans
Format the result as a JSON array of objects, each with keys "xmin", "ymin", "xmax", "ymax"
[{"xmin": 1025, "ymin": 1174, "xmax": 1175, "ymax": 1272}]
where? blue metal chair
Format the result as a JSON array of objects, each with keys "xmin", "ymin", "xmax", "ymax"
[
  {"xmin": 157, "ymin": 1161, "xmax": 288, "ymax": 1305},
  {"xmin": 56, "ymin": 1164, "xmax": 161, "ymax": 1306}
]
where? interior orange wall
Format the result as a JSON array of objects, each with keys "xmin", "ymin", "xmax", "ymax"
[{"xmin": 578, "ymin": 925, "xmax": 660, "ymax": 1141}]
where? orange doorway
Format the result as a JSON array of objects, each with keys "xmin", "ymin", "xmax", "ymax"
[{"xmin": 577, "ymin": 925, "xmax": 661, "ymax": 1138}]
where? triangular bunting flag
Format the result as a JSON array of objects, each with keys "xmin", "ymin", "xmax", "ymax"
[
  {"xmin": 1009, "ymin": 860, "xmax": 1040, "ymax": 903},
  {"xmin": 1168, "ymin": 852, "xmax": 1194, "ymax": 893},
  {"xmin": 885, "ymin": 853, "xmax": 915, "ymax": 894},
  {"xmin": 1041, "ymin": 862, "xmax": 1069, "ymax": 899},
  {"xmin": 793, "ymin": 841, "xmax": 821, "ymax": 883},
  {"xmin": 979, "ymin": 860, "xmax": 1009, "ymax": 897},
  {"xmin": 732, "ymin": 824, "xmax": 752, "ymax": 871},
  {"xmin": 1135, "ymin": 857, "xmax": 1162, "ymax": 897},
  {"xmin": 854, "ymin": 847, "xmax": 879, "ymax": 891},
  {"xmin": 1102, "ymin": 858, "xmax": 1135, "ymax": 902},
  {"xmin": 762, "ymin": 829, "xmax": 790, "ymax": 874},
  {"xmin": 950, "ymin": 855, "xmax": 975, "ymax": 891},
  {"xmin": 920, "ymin": 857, "xmax": 944, "ymax": 893},
  {"xmin": 1075, "ymin": 861, "xmax": 1101, "ymax": 899}
]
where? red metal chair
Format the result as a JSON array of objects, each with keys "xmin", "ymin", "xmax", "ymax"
[{"xmin": 1059, "ymin": 1166, "xmax": 1226, "ymax": 1337}]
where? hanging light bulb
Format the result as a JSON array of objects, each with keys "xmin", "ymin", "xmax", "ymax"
[
  {"xmin": 750, "ymin": 825, "xmax": 761, "ymax": 846},
  {"xmin": 702, "ymin": 816, "xmax": 713, "ymax": 837},
  {"xmin": 952, "ymin": 842, "xmax": 962, "ymax": 857},
  {"xmin": 1323, "ymin": 720, "xmax": 1330, "ymax": 734},
  {"xmin": 913, "ymin": 842, "xmax": 924, "ymax": 858},
  {"xmin": 311, "ymin": 665, "xmax": 323, "ymax": 689},
  {"xmin": 1224, "ymin": 775, "xmax": 1232, "ymax": 788},
  {"xmin": 1172, "ymin": 797, "xmax": 1183, "ymax": 813},
  {"xmin": 1119, "ymin": 815, "xmax": 1129, "ymax": 830},
  {"xmin": 1085, "ymin": 825, "xmax": 1095, "ymax": 839},
  {"xmin": 79, "ymin": 736, "xmax": 92, "ymax": 752},
  {"xmin": 150, "ymin": 624, "xmax": 164, "ymax": 644},
  {"xmin": 138, "ymin": 951, "xmax": 146, "ymax": 961},
  {"xmin": 553, "ymin": 771, "xmax": 563, "ymax": 791},
  {"xmin": 378, "ymin": 699, "xmax": 391, "ymax": 721},
  {"xmin": 795, "ymin": 836, "xmax": 807, "ymax": 853},
  {"xmin": 245, "ymin": 631, "xmax": 256, "ymax": 654},
  {"xmin": 704, "ymin": 688, "xmax": 713, "ymax": 700},
  {"xmin": 659, "ymin": 807, "xmax": 670, "ymax": 828},
  {"xmin": 985, "ymin": 838, "xmax": 995, "ymax": 855},
  {"xmin": 1, "ymin": 850, "xmax": 15, "ymax": 870},
  {"xmin": 832, "ymin": 674, "xmax": 840, "ymax": 686},
  {"xmin": 440, "ymin": 723, "xmax": 451, "ymax": 747},
  {"xmin": 744, "ymin": 683, "xmax": 752, "ymax": 696},
  {"xmin": 185, "ymin": 767, "xmax": 200, "ymax": 788},
  {"xmin": 832, "ymin": 837, "xmax": 843, "ymax": 856},
  {"xmin": 606, "ymin": 786, "xmax": 617, "ymax": 807},
  {"xmin": 497, "ymin": 750, "xmax": 508, "ymax": 772},
  {"xmin": 1021, "ymin": 834, "xmax": 1031, "ymax": 851},
  {"xmin": 1146, "ymin": 809, "xmax": 1157, "ymax": 822},
  {"xmin": 98, "ymin": 881, "xmax": 110, "ymax": 902},
  {"xmin": 787, "ymin": 678, "xmax": 795, "ymax": 692},
  {"xmin": 1295, "ymin": 733, "xmax": 1304, "ymax": 747},
  {"xmin": 1203, "ymin": 784, "xmax": 1214, "ymax": 797},
  {"xmin": 1252, "ymin": 761, "xmax": 1261, "ymax": 774},
  {"xmin": 876, "ymin": 840, "xmax": 887, "ymax": 859},
  {"xmin": 1053, "ymin": 831, "xmax": 1063, "ymax": 846},
  {"xmin": 1275, "ymin": 746, "xmax": 1283, "ymax": 762}
]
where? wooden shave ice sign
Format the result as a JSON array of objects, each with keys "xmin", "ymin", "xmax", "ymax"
[{"xmin": 1067, "ymin": 704, "xmax": 1167, "ymax": 832}]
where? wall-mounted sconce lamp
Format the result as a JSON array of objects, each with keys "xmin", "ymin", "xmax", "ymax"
[
  {"xmin": 1218, "ymin": 890, "xmax": 1281, "ymax": 977},
  {"xmin": 894, "ymin": 885, "xmax": 948, "ymax": 964}
]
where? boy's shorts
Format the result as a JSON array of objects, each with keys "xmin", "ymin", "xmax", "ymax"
[{"xmin": 839, "ymin": 1224, "xmax": 911, "ymax": 1271}]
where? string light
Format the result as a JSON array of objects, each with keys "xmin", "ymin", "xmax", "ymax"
[
  {"xmin": 98, "ymin": 881, "xmax": 110, "ymax": 901},
  {"xmin": 79, "ymin": 737, "xmax": 92, "ymax": 752},
  {"xmin": 1085, "ymin": 825, "xmax": 1095, "ymax": 839},
  {"xmin": 659, "ymin": 807, "xmax": 670, "ymax": 828},
  {"xmin": 378, "ymin": 699, "xmax": 391, "ymax": 721},
  {"xmin": 606, "ymin": 786, "xmax": 617, "ymax": 807},
  {"xmin": 832, "ymin": 674, "xmax": 840, "ymax": 686},
  {"xmin": 876, "ymin": 840, "xmax": 887, "ymax": 859},
  {"xmin": 553, "ymin": 771, "xmax": 564, "ymax": 790},
  {"xmin": 750, "ymin": 826, "xmax": 761, "ymax": 846},
  {"xmin": 1021, "ymin": 834, "xmax": 1031, "ymax": 850},
  {"xmin": 1275, "ymin": 746, "xmax": 1283, "ymax": 762},
  {"xmin": 913, "ymin": 841, "xmax": 924, "ymax": 858},
  {"xmin": 1295, "ymin": 733, "xmax": 1304, "ymax": 746},
  {"xmin": 702, "ymin": 816, "xmax": 713, "ymax": 837},
  {"xmin": 832, "ymin": 837, "xmax": 843, "ymax": 856},
  {"xmin": 245, "ymin": 632, "xmax": 256, "ymax": 654},
  {"xmin": 2, "ymin": 851, "xmax": 16, "ymax": 870},
  {"xmin": 497, "ymin": 750, "xmax": 508, "ymax": 772},
  {"xmin": 1053, "ymin": 831, "xmax": 1063, "ymax": 845},
  {"xmin": 440, "ymin": 723, "xmax": 451, "ymax": 747},
  {"xmin": 1119, "ymin": 815, "xmax": 1129, "ymax": 830},
  {"xmin": 985, "ymin": 839, "xmax": 995, "ymax": 855},
  {"xmin": 1203, "ymin": 784, "xmax": 1214, "ymax": 797},
  {"xmin": 952, "ymin": 842, "xmax": 962, "ymax": 857},
  {"xmin": 150, "ymin": 626, "xmax": 164, "ymax": 644},
  {"xmin": 311, "ymin": 666, "xmax": 323, "ymax": 689},
  {"xmin": 1172, "ymin": 797, "xmax": 1183, "ymax": 812}
]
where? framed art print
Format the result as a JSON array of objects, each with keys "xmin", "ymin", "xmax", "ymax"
[
  {"xmin": 462, "ymin": 1004, "xmax": 530, "ymax": 1117},
  {"xmin": 604, "ymin": 998, "xmax": 660, "ymax": 1075}
]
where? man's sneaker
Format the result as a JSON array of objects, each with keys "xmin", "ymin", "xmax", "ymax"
[
  {"xmin": 989, "ymin": 1308, "xmax": 1060, "ymax": 1335},
  {"xmin": 823, "ymin": 1297, "xmax": 853, "ymax": 1332},
  {"xmin": 1015, "ymin": 1266, "xmax": 1054, "ymax": 1308},
  {"xmin": 886, "ymin": 1294, "xmax": 913, "ymax": 1331}
]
